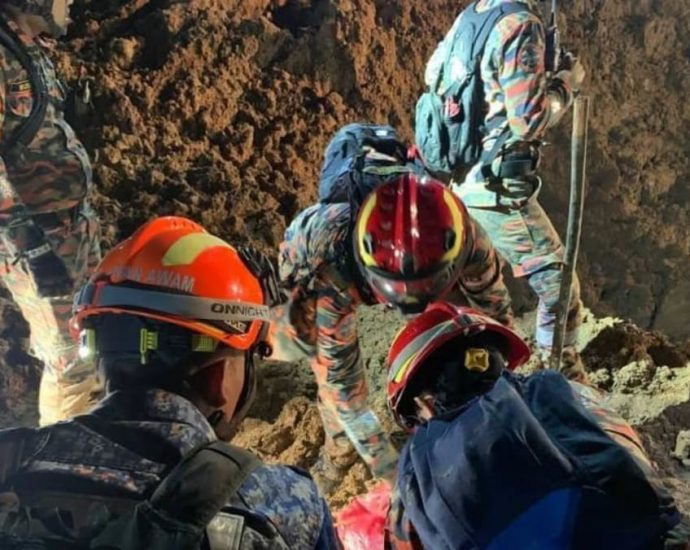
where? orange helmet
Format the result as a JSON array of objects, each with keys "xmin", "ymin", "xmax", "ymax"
[
  {"xmin": 353, "ymin": 174, "xmax": 470, "ymax": 314},
  {"xmin": 386, "ymin": 302, "xmax": 530, "ymax": 430},
  {"xmin": 72, "ymin": 216, "xmax": 278, "ymax": 354}
]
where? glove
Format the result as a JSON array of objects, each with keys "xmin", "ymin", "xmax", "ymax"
[
  {"xmin": 26, "ymin": 248, "xmax": 74, "ymax": 298},
  {"xmin": 555, "ymin": 52, "xmax": 585, "ymax": 92},
  {"xmin": 237, "ymin": 246, "xmax": 284, "ymax": 307}
]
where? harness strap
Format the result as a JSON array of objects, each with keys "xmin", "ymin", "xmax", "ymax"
[{"xmin": 0, "ymin": 19, "xmax": 49, "ymax": 154}]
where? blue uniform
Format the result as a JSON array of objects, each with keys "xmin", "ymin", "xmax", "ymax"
[
  {"xmin": 386, "ymin": 371, "xmax": 680, "ymax": 549},
  {"xmin": 0, "ymin": 388, "xmax": 337, "ymax": 548}
]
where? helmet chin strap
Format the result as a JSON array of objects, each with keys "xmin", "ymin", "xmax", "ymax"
[
  {"xmin": 207, "ymin": 410, "xmax": 224, "ymax": 426},
  {"xmin": 203, "ymin": 349, "xmax": 258, "ymax": 441}
]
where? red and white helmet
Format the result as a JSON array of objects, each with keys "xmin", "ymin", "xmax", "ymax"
[
  {"xmin": 386, "ymin": 302, "xmax": 530, "ymax": 430},
  {"xmin": 353, "ymin": 174, "xmax": 471, "ymax": 314}
]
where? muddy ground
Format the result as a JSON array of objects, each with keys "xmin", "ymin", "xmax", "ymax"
[{"xmin": 0, "ymin": 0, "xmax": 689, "ymax": 521}]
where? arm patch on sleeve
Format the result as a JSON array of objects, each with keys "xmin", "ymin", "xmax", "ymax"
[{"xmin": 518, "ymin": 43, "xmax": 543, "ymax": 73}]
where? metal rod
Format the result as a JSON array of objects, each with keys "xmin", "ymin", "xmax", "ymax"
[{"xmin": 550, "ymin": 95, "xmax": 590, "ymax": 371}]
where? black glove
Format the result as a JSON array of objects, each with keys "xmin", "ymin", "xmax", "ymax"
[
  {"xmin": 237, "ymin": 246, "xmax": 285, "ymax": 307},
  {"xmin": 5, "ymin": 216, "xmax": 74, "ymax": 298},
  {"xmin": 26, "ymin": 248, "xmax": 74, "ymax": 298}
]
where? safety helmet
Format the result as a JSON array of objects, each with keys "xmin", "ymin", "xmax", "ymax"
[
  {"xmin": 72, "ymin": 216, "xmax": 279, "ymax": 362},
  {"xmin": 353, "ymin": 175, "xmax": 470, "ymax": 314},
  {"xmin": 4, "ymin": 0, "xmax": 73, "ymax": 37},
  {"xmin": 386, "ymin": 302, "xmax": 530, "ymax": 430}
]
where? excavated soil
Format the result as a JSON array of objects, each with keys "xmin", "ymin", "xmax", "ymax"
[
  {"xmin": 56, "ymin": 0, "xmax": 690, "ymax": 336},
  {"xmin": 1, "ymin": 0, "xmax": 690, "ymax": 521}
]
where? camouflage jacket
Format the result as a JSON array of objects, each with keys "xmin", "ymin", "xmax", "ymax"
[
  {"xmin": 0, "ymin": 388, "xmax": 337, "ymax": 549},
  {"xmin": 277, "ymin": 201, "xmax": 511, "ymax": 382},
  {"xmin": 0, "ymin": 15, "xmax": 92, "ymax": 224},
  {"xmin": 425, "ymin": 0, "xmax": 573, "ymax": 148}
]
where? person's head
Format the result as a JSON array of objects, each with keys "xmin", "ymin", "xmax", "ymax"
[
  {"xmin": 386, "ymin": 302, "xmax": 531, "ymax": 430},
  {"xmin": 71, "ymin": 216, "xmax": 279, "ymax": 441},
  {"xmin": 2, "ymin": 0, "xmax": 73, "ymax": 38},
  {"xmin": 353, "ymin": 175, "xmax": 470, "ymax": 315}
]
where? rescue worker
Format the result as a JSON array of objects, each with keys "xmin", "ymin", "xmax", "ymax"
[
  {"xmin": 384, "ymin": 302, "xmax": 686, "ymax": 549},
  {"xmin": 269, "ymin": 173, "xmax": 513, "ymax": 490},
  {"xmin": 0, "ymin": 217, "xmax": 337, "ymax": 548},
  {"xmin": 0, "ymin": 0, "xmax": 102, "ymax": 425},
  {"xmin": 424, "ymin": 0, "xmax": 587, "ymax": 377}
]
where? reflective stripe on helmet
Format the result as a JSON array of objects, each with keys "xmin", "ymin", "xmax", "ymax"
[
  {"xmin": 356, "ymin": 192, "xmax": 378, "ymax": 267},
  {"xmin": 389, "ymin": 320, "xmax": 456, "ymax": 384},
  {"xmin": 441, "ymin": 190, "xmax": 465, "ymax": 263},
  {"xmin": 161, "ymin": 232, "xmax": 233, "ymax": 267},
  {"xmin": 75, "ymin": 283, "xmax": 270, "ymax": 324}
]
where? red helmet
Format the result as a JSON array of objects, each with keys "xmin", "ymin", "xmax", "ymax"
[
  {"xmin": 72, "ymin": 216, "xmax": 277, "ymax": 353},
  {"xmin": 353, "ymin": 174, "xmax": 470, "ymax": 314},
  {"xmin": 386, "ymin": 302, "xmax": 530, "ymax": 430}
]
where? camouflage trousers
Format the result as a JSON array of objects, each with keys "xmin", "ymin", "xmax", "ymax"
[
  {"xmin": 0, "ymin": 202, "xmax": 102, "ymax": 426},
  {"xmin": 452, "ymin": 170, "xmax": 582, "ymax": 353},
  {"xmin": 267, "ymin": 291, "xmax": 398, "ymax": 479}
]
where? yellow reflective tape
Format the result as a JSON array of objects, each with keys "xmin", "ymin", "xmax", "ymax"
[
  {"xmin": 465, "ymin": 348, "xmax": 490, "ymax": 372},
  {"xmin": 393, "ymin": 354, "xmax": 416, "ymax": 384},
  {"xmin": 356, "ymin": 193, "xmax": 378, "ymax": 267},
  {"xmin": 440, "ymin": 190, "xmax": 464, "ymax": 263},
  {"xmin": 162, "ymin": 233, "xmax": 233, "ymax": 267}
]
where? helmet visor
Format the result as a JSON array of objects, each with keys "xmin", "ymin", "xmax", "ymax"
[{"xmin": 364, "ymin": 265, "xmax": 456, "ymax": 314}]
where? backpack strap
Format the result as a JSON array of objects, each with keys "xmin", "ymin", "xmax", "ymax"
[
  {"xmin": 0, "ymin": 434, "xmax": 262, "ymax": 549},
  {"xmin": 150, "ymin": 440, "xmax": 260, "ymax": 530},
  {"xmin": 149, "ymin": 440, "xmax": 262, "ymax": 550},
  {"xmin": 0, "ymin": 18, "xmax": 49, "ymax": 155},
  {"xmin": 468, "ymin": 1, "xmax": 535, "ymax": 175}
]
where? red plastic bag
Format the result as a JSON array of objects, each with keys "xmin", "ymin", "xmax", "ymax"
[{"xmin": 336, "ymin": 482, "xmax": 392, "ymax": 550}]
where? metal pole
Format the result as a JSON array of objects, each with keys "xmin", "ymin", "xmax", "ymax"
[{"xmin": 550, "ymin": 95, "xmax": 590, "ymax": 371}]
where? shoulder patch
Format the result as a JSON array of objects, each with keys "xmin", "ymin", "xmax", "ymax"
[
  {"xmin": 518, "ymin": 42, "xmax": 543, "ymax": 73},
  {"xmin": 8, "ymin": 79, "xmax": 31, "ymax": 94}
]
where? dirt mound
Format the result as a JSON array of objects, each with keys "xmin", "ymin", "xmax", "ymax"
[
  {"xmin": 50, "ymin": 0, "xmax": 690, "ymax": 340},
  {"xmin": 640, "ymin": 401, "xmax": 690, "ymax": 515},
  {"xmin": 583, "ymin": 321, "xmax": 690, "ymax": 390}
]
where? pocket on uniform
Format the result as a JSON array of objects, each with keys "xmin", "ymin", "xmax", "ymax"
[{"xmin": 42, "ymin": 205, "xmax": 101, "ymax": 284}]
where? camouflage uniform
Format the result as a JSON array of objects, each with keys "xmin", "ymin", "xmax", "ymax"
[
  {"xmin": 385, "ymin": 381, "xmax": 667, "ymax": 549},
  {"xmin": 0, "ymin": 388, "xmax": 337, "ymax": 548},
  {"xmin": 268, "ymin": 200, "xmax": 512, "ymax": 478},
  {"xmin": 427, "ymin": 0, "xmax": 583, "ymax": 358},
  {"xmin": 0, "ymin": 16, "xmax": 101, "ymax": 424}
]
